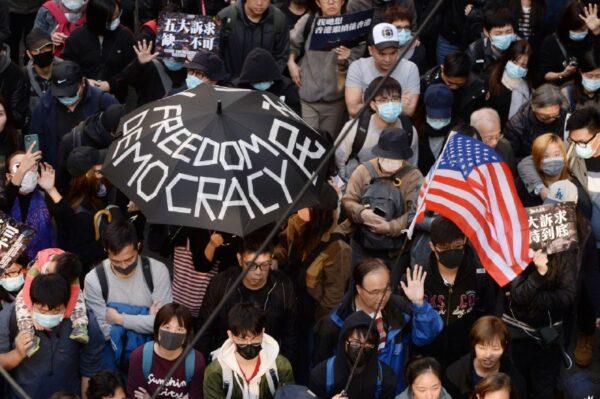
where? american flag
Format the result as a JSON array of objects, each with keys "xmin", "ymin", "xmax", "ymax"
[{"xmin": 407, "ymin": 133, "xmax": 531, "ymax": 286}]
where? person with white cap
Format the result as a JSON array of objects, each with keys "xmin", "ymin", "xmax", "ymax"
[{"xmin": 345, "ymin": 22, "xmax": 420, "ymax": 117}]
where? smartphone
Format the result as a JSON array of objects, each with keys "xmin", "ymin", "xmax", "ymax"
[
  {"xmin": 24, "ymin": 134, "xmax": 40, "ymax": 153},
  {"xmin": 373, "ymin": 206, "xmax": 387, "ymax": 218}
]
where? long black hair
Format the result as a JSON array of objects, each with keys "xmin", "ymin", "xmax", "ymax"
[{"xmin": 86, "ymin": 0, "xmax": 120, "ymax": 35}]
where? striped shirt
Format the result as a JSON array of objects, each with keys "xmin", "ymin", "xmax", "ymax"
[
  {"xmin": 519, "ymin": 7, "xmax": 532, "ymax": 40},
  {"xmin": 172, "ymin": 243, "xmax": 219, "ymax": 317}
]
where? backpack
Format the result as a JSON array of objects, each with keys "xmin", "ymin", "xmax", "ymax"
[
  {"xmin": 95, "ymin": 257, "xmax": 153, "ymax": 302},
  {"xmin": 142, "ymin": 341, "xmax": 196, "ymax": 385},
  {"xmin": 220, "ymin": 358, "xmax": 280, "ymax": 399},
  {"xmin": 325, "ymin": 355, "xmax": 382, "ymax": 399},
  {"xmin": 220, "ymin": 6, "xmax": 287, "ymax": 54},
  {"xmin": 355, "ymin": 162, "xmax": 416, "ymax": 251}
]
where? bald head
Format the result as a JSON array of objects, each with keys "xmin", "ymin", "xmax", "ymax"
[{"xmin": 470, "ymin": 108, "xmax": 502, "ymax": 148}]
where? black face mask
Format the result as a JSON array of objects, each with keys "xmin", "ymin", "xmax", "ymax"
[
  {"xmin": 347, "ymin": 344, "xmax": 375, "ymax": 367},
  {"xmin": 158, "ymin": 329, "xmax": 187, "ymax": 350},
  {"xmin": 437, "ymin": 248, "xmax": 464, "ymax": 269},
  {"xmin": 236, "ymin": 343, "xmax": 262, "ymax": 360},
  {"xmin": 32, "ymin": 51, "xmax": 54, "ymax": 68},
  {"xmin": 113, "ymin": 258, "xmax": 138, "ymax": 275}
]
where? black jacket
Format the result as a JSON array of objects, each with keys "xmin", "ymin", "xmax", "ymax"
[
  {"xmin": 121, "ymin": 58, "xmax": 187, "ymax": 106},
  {"xmin": 466, "ymin": 38, "xmax": 501, "ymax": 79},
  {"xmin": 218, "ymin": 0, "xmax": 290, "ymax": 78},
  {"xmin": 535, "ymin": 33, "xmax": 595, "ymax": 87},
  {"xmin": 503, "ymin": 103, "xmax": 568, "ymax": 160},
  {"xmin": 196, "ymin": 266, "xmax": 297, "ymax": 361},
  {"xmin": 445, "ymin": 352, "xmax": 527, "ymax": 399},
  {"xmin": 438, "ymin": 0, "xmax": 484, "ymax": 47},
  {"xmin": 62, "ymin": 24, "xmax": 136, "ymax": 102},
  {"xmin": 504, "ymin": 251, "xmax": 576, "ymax": 328},
  {"xmin": 309, "ymin": 311, "xmax": 397, "ymax": 399},
  {"xmin": 0, "ymin": 45, "xmax": 30, "ymax": 129},
  {"xmin": 421, "ymin": 65, "xmax": 486, "ymax": 124},
  {"xmin": 415, "ymin": 248, "xmax": 499, "ymax": 368}
]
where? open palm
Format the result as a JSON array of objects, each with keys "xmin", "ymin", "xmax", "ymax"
[{"xmin": 400, "ymin": 265, "xmax": 426, "ymax": 306}]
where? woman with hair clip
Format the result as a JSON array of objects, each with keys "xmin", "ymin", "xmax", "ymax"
[
  {"xmin": 128, "ymin": 303, "xmax": 205, "ymax": 399},
  {"xmin": 472, "ymin": 373, "xmax": 514, "ymax": 399},
  {"xmin": 487, "ymin": 40, "xmax": 532, "ymax": 127},
  {"xmin": 61, "ymin": 0, "xmax": 136, "ymax": 103},
  {"xmin": 37, "ymin": 146, "xmax": 110, "ymax": 275},
  {"xmin": 562, "ymin": 45, "xmax": 600, "ymax": 111}
]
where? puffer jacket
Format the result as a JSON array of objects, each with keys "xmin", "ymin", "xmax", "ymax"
[
  {"xmin": 218, "ymin": 0, "xmax": 290, "ymax": 78},
  {"xmin": 313, "ymin": 291, "xmax": 443, "ymax": 393},
  {"xmin": 503, "ymin": 103, "xmax": 569, "ymax": 160}
]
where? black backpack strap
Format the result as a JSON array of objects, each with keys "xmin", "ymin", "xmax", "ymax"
[
  {"xmin": 95, "ymin": 263, "xmax": 109, "ymax": 302},
  {"xmin": 141, "ymin": 256, "xmax": 154, "ymax": 294},
  {"xmin": 399, "ymin": 116, "xmax": 414, "ymax": 145},
  {"xmin": 554, "ymin": 33, "xmax": 569, "ymax": 64},
  {"xmin": 72, "ymin": 124, "xmax": 82, "ymax": 148},
  {"xmin": 8, "ymin": 306, "xmax": 17, "ymax": 345},
  {"xmin": 350, "ymin": 111, "xmax": 372, "ymax": 160}
]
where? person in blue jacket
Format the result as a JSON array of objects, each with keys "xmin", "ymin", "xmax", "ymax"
[{"xmin": 313, "ymin": 258, "xmax": 444, "ymax": 394}]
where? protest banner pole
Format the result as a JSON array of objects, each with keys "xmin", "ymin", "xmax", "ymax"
[{"xmin": 150, "ymin": 0, "xmax": 447, "ymax": 396}]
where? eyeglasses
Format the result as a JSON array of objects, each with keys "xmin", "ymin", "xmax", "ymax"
[
  {"xmin": 535, "ymin": 111, "xmax": 561, "ymax": 123},
  {"xmin": 481, "ymin": 133, "xmax": 503, "ymax": 145},
  {"xmin": 570, "ymin": 132, "xmax": 598, "ymax": 147},
  {"xmin": 374, "ymin": 96, "xmax": 401, "ymax": 104},
  {"xmin": 244, "ymin": 260, "xmax": 272, "ymax": 271},
  {"xmin": 435, "ymin": 239, "xmax": 467, "ymax": 252},
  {"xmin": 361, "ymin": 285, "xmax": 392, "ymax": 296},
  {"xmin": 347, "ymin": 340, "xmax": 376, "ymax": 350}
]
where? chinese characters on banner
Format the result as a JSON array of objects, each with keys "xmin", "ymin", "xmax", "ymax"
[
  {"xmin": 155, "ymin": 12, "xmax": 222, "ymax": 59},
  {"xmin": 0, "ymin": 212, "xmax": 35, "ymax": 273},
  {"xmin": 309, "ymin": 9, "xmax": 374, "ymax": 51},
  {"xmin": 526, "ymin": 203, "xmax": 577, "ymax": 255}
]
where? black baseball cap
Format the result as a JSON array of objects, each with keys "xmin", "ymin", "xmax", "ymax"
[
  {"xmin": 67, "ymin": 146, "xmax": 107, "ymax": 177},
  {"xmin": 25, "ymin": 28, "xmax": 53, "ymax": 52},
  {"xmin": 184, "ymin": 50, "xmax": 228, "ymax": 82},
  {"xmin": 51, "ymin": 60, "xmax": 83, "ymax": 97}
]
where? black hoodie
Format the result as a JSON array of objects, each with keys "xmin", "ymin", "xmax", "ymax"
[
  {"xmin": 309, "ymin": 311, "xmax": 397, "ymax": 399},
  {"xmin": 414, "ymin": 247, "xmax": 499, "ymax": 367}
]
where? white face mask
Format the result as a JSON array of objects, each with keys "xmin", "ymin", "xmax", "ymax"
[
  {"xmin": 379, "ymin": 158, "xmax": 403, "ymax": 172},
  {"xmin": 19, "ymin": 170, "xmax": 38, "ymax": 195}
]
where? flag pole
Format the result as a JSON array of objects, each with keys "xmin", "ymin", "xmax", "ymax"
[{"xmin": 406, "ymin": 130, "xmax": 458, "ymax": 238}]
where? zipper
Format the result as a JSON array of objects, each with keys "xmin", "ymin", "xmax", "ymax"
[{"xmin": 446, "ymin": 285, "xmax": 453, "ymax": 325}]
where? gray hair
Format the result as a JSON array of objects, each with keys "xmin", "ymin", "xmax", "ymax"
[
  {"xmin": 531, "ymin": 84, "xmax": 567, "ymax": 111},
  {"xmin": 470, "ymin": 108, "xmax": 501, "ymax": 131}
]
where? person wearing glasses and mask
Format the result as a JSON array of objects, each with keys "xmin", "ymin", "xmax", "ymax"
[
  {"xmin": 204, "ymin": 302, "xmax": 294, "ymax": 399},
  {"xmin": 196, "ymin": 233, "xmax": 298, "ymax": 366},
  {"xmin": 414, "ymin": 216, "xmax": 498, "ymax": 369},
  {"xmin": 313, "ymin": 258, "xmax": 442, "ymax": 395},
  {"xmin": 83, "ymin": 220, "xmax": 173, "ymax": 371},
  {"xmin": 503, "ymin": 83, "xmax": 569, "ymax": 161}
]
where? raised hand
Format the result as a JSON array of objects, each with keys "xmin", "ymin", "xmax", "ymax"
[
  {"xmin": 37, "ymin": 163, "xmax": 56, "ymax": 191},
  {"xmin": 133, "ymin": 39, "xmax": 159, "ymax": 65},
  {"xmin": 400, "ymin": 265, "xmax": 426, "ymax": 306},
  {"xmin": 580, "ymin": 3, "xmax": 600, "ymax": 34}
]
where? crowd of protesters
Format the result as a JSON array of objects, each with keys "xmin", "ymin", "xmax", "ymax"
[{"xmin": 0, "ymin": 0, "xmax": 597, "ymax": 398}]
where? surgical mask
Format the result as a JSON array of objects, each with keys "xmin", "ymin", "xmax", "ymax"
[
  {"xmin": 379, "ymin": 158, "xmax": 403, "ymax": 172},
  {"xmin": 490, "ymin": 33, "xmax": 515, "ymax": 51},
  {"xmin": 252, "ymin": 81, "xmax": 274, "ymax": 91},
  {"xmin": 575, "ymin": 142, "xmax": 596, "ymax": 159},
  {"xmin": 65, "ymin": 12, "xmax": 82, "ymax": 23},
  {"xmin": 158, "ymin": 329, "xmax": 187, "ymax": 350},
  {"xmin": 377, "ymin": 101, "xmax": 402, "ymax": 123},
  {"xmin": 97, "ymin": 182, "xmax": 107, "ymax": 197},
  {"xmin": 505, "ymin": 60, "xmax": 527, "ymax": 79},
  {"xmin": 427, "ymin": 117, "xmax": 451, "ymax": 130},
  {"xmin": 113, "ymin": 258, "xmax": 138, "ymax": 275},
  {"xmin": 58, "ymin": 93, "xmax": 80, "ymax": 106},
  {"xmin": 541, "ymin": 156, "xmax": 564, "ymax": 176},
  {"xmin": 236, "ymin": 343, "xmax": 262, "ymax": 360},
  {"xmin": 347, "ymin": 345, "xmax": 375, "ymax": 367},
  {"xmin": 62, "ymin": 0, "xmax": 84, "ymax": 10},
  {"xmin": 32, "ymin": 51, "xmax": 54, "ymax": 68},
  {"xmin": 569, "ymin": 30, "xmax": 588, "ymax": 41},
  {"xmin": 33, "ymin": 311, "xmax": 63, "ymax": 329},
  {"xmin": 437, "ymin": 248, "xmax": 464, "ymax": 269},
  {"xmin": 186, "ymin": 75, "xmax": 204, "ymax": 89},
  {"xmin": 582, "ymin": 77, "xmax": 600, "ymax": 92},
  {"xmin": 163, "ymin": 58, "xmax": 185, "ymax": 71},
  {"xmin": 19, "ymin": 170, "xmax": 38, "ymax": 195},
  {"xmin": 107, "ymin": 17, "xmax": 120, "ymax": 31},
  {"xmin": 0, "ymin": 274, "xmax": 24, "ymax": 292},
  {"xmin": 397, "ymin": 28, "xmax": 412, "ymax": 46}
]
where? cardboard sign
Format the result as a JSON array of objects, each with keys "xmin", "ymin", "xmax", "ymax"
[
  {"xmin": 309, "ymin": 9, "xmax": 374, "ymax": 51},
  {"xmin": 155, "ymin": 12, "xmax": 222, "ymax": 59},
  {"xmin": 526, "ymin": 203, "xmax": 577, "ymax": 255},
  {"xmin": 0, "ymin": 212, "xmax": 35, "ymax": 273}
]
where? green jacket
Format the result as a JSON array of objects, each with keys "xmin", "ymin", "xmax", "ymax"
[{"xmin": 203, "ymin": 354, "xmax": 294, "ymax": 399}]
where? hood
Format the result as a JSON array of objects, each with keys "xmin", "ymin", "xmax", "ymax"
[
  {"xmin": 236, "ymin": 0, "xmax": 273, "ymax": 26},
  {"xmin": 213, "ymin": 333, "xmax": 280, "ymax": 397},
  {"xmin": 336, "ymin": 310, "xmax": 379, "ymax": 358},
  {"xmin": 0, "ymin": 44, "xmax": 12, "ymax": 74},
  {"xmin": 236, "ymin": 48, "xmax": 283, "ymax": 84},
  {"xmin": 83, "ymin": 112, "xmax": 112, "ymax": 147}
]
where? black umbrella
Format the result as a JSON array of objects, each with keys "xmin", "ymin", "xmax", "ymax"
[{"xmin": 102, "ymin": 84, "xmax": 330, "ymax": 237}]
